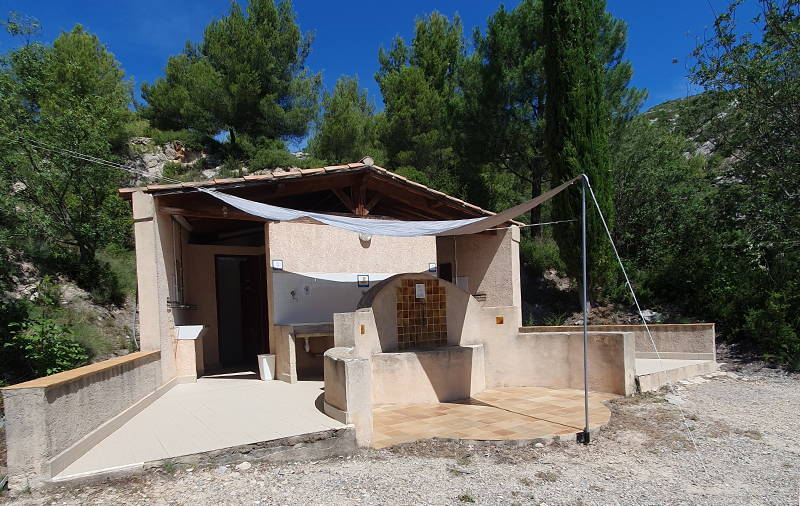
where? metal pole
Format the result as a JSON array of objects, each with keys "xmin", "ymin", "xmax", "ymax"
[{"xmin": 578, "ymin": 173, "xmax": 590, "ymax": 445}]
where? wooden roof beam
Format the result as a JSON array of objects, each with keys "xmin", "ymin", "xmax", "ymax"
[{"xmin": 331, "ymin": 188, "xmax": 356, "ymax": 213}]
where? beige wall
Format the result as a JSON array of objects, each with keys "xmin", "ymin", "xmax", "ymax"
[
  {"xmin": 133, "ymin": 192, "xmax": 176, "ymax": 382},
  {"xmin": 323, "ymin": 347, "xmax": 373, "ymax": 447},
  {"xmin": 267, "ymin": 222, "xmax": 436, "ymax": 376},
  {"xmin": 436, "ymin": 227, "xmax": 521, "ymax": 325},
  {"xmin": 268, "ymin": 221, "xmax": 436, "ymax": 274},
  {"xmin": 2, "ymin": 351, "xmax": 162, "ymax": 487},
  {"xmin": 521, "ymin": 324, "xmax": 716, "ymax": 360},
  {"xmin": 371, "ymin": 345, "xmax": 486, "ymax": 405}
]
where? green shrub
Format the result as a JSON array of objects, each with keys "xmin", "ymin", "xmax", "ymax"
[
  {"xmin": 519, "ymin": 235, "xmax": 565, "ymax": 277},
  {"xmin": 97, "ymin": 245, "xmax": 137, "ymax": 296},
  {"xmin": 161, "ymin": 161, "xmax": 185, "ymax": 180},
  {"xmin": 219, "ymin": 157, "xmax": 244, "ymax": 178},
  {"xmin": 5, "ymin": 316, "xmax": 88, "ymax": 379},
  {"xmin": 248, "ymin": 147, "xmax": 294, "ymax": 172}
]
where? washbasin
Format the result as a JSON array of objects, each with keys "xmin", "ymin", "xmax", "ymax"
[{"xmin": 175, "ymin": 325, "xmax": 208, "ymax": 340}]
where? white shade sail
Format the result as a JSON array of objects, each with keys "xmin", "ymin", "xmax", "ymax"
[{"xmin": 200, "ymin": 176, "xmax": 580, "ymax": 237}]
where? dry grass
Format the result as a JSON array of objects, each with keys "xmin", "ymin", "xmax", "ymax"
[
  {"xmin": 535, "ymin": 470, "xmax": 560, "ymax": 482},
  {"xmin": 0, "ymin": 426, "xmax": 6, "ymax": 470}
]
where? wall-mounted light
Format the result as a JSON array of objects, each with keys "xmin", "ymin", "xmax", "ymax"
[{"xmin": 359, "ymin": 232, "xmax": 372, "ymax": 243}]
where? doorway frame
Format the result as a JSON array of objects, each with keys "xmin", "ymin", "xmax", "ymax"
[{"xmin": 213, "ymin": 254, "xmax": 270, "ymax": 369}]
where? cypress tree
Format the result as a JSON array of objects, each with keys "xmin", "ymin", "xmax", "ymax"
[{"xmin": 543, "ymin": 0, "xmax": 615, "ymax": 301}]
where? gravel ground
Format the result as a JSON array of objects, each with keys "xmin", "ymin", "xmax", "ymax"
[{"xmin": 2, "ymin": 356, "xmax": 798, "ymax": 506}]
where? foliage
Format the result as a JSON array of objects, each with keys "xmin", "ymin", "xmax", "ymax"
[
  {"xmin": 376, "ymin": 12, "xmax": 469, "ymax": 199},
  {"xmin": 0, "ymin": 23, "xmax": 134, "ymax": 264},
  {"xmin": 470, "ymin": 0, "xmax": 646, "ymax": 229},
  {"xmin": 543, "ymin": 0, "xmax": 615, "ymax": 298},
  {"xmin": 146, "ymin": 129, "xmax": 216, "ymax": 152},
  {"xmin": 97, "ymin": 244, "xmax": 137, "ymax": 296},
  {"xmin": 519, "ymin": 234, "xmax": 565, "ymax": 277},
  {"xmin": 140, "ymin": 0, "xmax": 321, "ymax": 149},
  {"xmin": 5, "ymin": 316, "xmax": 88, "ymax": 379},
  {"xmin": 307, "ymin": 75, "xmax": 382, "ymax": 165},
  {"xmin": 680, "ymin": 0, "xmax": 800, "ymax": 361}
]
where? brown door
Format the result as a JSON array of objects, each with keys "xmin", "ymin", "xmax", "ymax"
[{"xmin": 216, "ymin": 255, "xmax": 269, "ymax": 368}]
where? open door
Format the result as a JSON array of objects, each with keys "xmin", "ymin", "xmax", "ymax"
[{"xmin": 216, "ymin": 255, "xmax": 269, "ymax": 369}]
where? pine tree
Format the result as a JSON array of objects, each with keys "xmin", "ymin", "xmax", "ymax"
[{"xmin": 543, "ymin": 0, "xmax": 615, "ymax": 300}]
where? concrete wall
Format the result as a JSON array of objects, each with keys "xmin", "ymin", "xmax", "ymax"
[
  {"xmin": 268, "ymin": 221, "xmax": 437, "ymax": 274},
  {"xmin": 486, "ymin": 330, "xmax": 637, "ymax": 395},
  {"xmin": 521, "ymin": 324, "xmax": 716, "ymax": 360},
  {"xmin": 371, "ymin": 345, "xmax": 486, "ymax": 405},
  {"xmin": 323, "ymin": 347, "xmax": 373, "ymax": 447},
  {"xmin": 133, "ymin": 192, "xmax": 176, "ymax": 383},
  {"xmin": 357, "ymin": 273, "xmax": 482, "ymax": 353},
  {"xmin": 2, "ymin": 351, "xmax": 162, "ymax": 487},
  {"xmin": 267, "ymin": 222, "xmax": 437, "ymax": 378},
  {"xmin": 267, "ymin": 221, "xmax": 436, "ymax": 327},
  {"xmin": 436, "ymin": 227, "xmax": 521, "ymax": 326}
]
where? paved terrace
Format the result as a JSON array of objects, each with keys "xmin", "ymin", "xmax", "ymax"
[
  {"xmin": 56, "ymin": 374, "xmax": 343, "ymax": 480},
  {"xmin": 373, "ymin": 387, "xmax": 617, "ymax": 448}
]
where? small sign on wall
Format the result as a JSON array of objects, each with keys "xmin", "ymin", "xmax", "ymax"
[
  {"xmin": 357, "ymin": 275, "xmax": 369, "ymax": 287},
  {"xmin": 271, "ymin": 259, "xmax": 283, "ymax": 270},
  {"xmin": 415, "ymin": 283, "xmax": 426, "ymax": 299},
  {"xmin": 428, "ymin": 263, "xmax": 437, "ymax": 272}
]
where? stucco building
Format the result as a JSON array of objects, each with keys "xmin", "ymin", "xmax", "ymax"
[{"xmin": 119, "ymin": 159, "xmax": 523, "ymax": 385}]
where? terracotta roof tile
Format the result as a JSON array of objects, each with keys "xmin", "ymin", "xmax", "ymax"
[
  {"xmin": 180, "ymin": 181, "xmax": 217, "ymax": 188},
  {"xmin": 271, "ymin": 170, "xmax": 301, "ymax": 178},
  {"xmin": 147, "ymin": 183, "xmax": 183, "ymax": 191},
  {"xmin": 243, "ymin": 174, "xmax": 274, "ymax": 181},
  {"xmin": 133, "ymin": 159, "xmax": 508, "ymax": 220}
]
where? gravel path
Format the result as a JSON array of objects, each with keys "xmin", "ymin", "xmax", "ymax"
[{"xmin": 3, "ymin": 361, "xmax": 798, "ymax": 506}]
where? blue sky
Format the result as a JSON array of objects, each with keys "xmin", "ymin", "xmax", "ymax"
[{"xmin": 1, "ymin": 0, "xmax": 761, "ymax": 147}]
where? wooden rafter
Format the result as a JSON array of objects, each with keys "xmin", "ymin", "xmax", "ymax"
[
  {"xmin": 331, "ymin": 188, "xmax": 356, "ymax": 213},
  {"xmin": 365, "ymin": 192, "xmax": 383, "ymax": 214}
]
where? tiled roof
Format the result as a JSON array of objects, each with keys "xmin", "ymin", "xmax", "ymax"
[{"xmin": 119, "ymin": 162, "xmax": 498, "ymax": 218}]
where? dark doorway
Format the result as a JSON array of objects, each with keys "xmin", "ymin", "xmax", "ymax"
[
  {"xmin": 216, "ymin": 255, "xmax": 269, "ymax": 368},
  {"xmin": 439, "ymin": 263, "xmax": 453, "ymax": 283}
]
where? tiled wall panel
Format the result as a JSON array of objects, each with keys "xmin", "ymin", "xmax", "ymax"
[{"xmin": 396, "ymin": 278, "xmax": 447, "ymax": 350}]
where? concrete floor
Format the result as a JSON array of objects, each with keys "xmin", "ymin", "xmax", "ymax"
[
  {"xmin": 55, "ymin": 373, "xmax": 344, "ymax": 480},
  {"xmin": 373, "ymin": 387, "xmax": 618, "ymax": 449}
]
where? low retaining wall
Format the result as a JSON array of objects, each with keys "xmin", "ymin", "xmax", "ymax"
[
  {"xmin": 2, "ymin": 351, "xmax": 164, "ymax": 488},
  {"xmin": 323, "ymin": 347, "xmax": 373, "ymax": 447},
  {"xmin": 483, "ymin": 331, "xmax": 636, "ymax": 396},
  {"xmin": 520, "ymin": 324, "xmax": 716, "ymax": 360},
  {"xmin": 371, "ymin": 344, "xmax": 486, "ymax": 405}
]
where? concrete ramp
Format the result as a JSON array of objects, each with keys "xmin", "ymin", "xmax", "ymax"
[{"xmin": 53, "ymin": 375, "xmax": 346, "ymax": 481}]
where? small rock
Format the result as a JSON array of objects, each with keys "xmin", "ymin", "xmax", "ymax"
[
  {"xmin": 664, "ymin": 394, "xmax": 685, "ymax": 406},
  {"xmin": 726, "ymin": 372, "xmax": 740, "ymax": 380},
  {"xmin": 535, "ymin": 443, "xmax": 544, "ymax": 448},
  {"xmin": 236, "ymin": 462, "xmax": 252, "ymax": 471},
  {"xmin": 215, "ymin": 466, "xmax": 228, "ymax": 474}
]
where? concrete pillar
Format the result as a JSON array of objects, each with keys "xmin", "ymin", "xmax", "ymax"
[
  {"xmin": 132, "ymin": 191, "xmax": 175, "ymax": 384},
  {"xmin": 323, "ymin": 348, "xmax": 373, "ymax": 448}
]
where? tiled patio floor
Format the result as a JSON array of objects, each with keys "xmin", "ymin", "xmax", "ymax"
[
  {"xmin": 372, "ymin": 387, "xmax": 618, "ymax": 449},
  {"xmin": 55, "ymin": 374, "xmax": 343, "ymax": 479}
]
